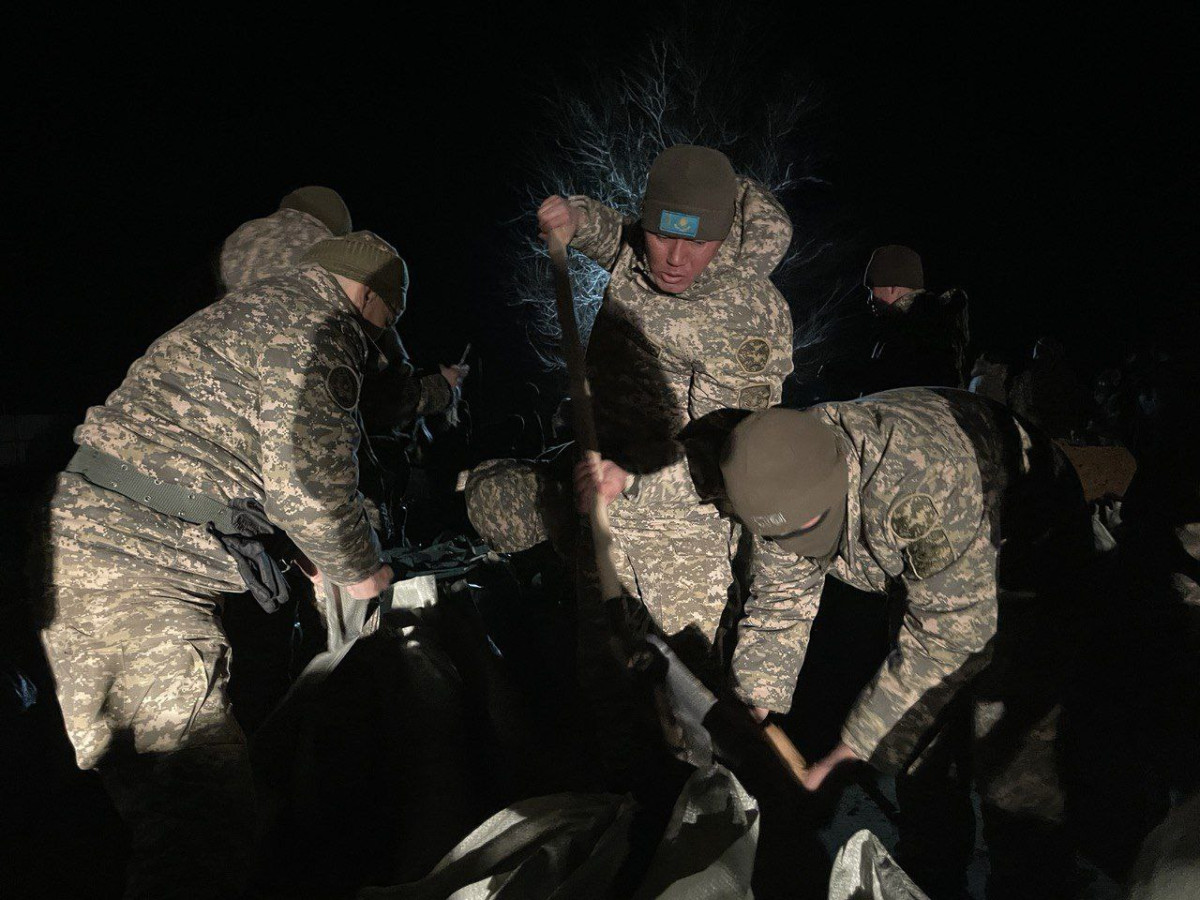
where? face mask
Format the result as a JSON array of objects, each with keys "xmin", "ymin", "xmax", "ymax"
[
  {"xmin": 807, "ymin": 530, "xmax": 844, "ymax": 569},
  {"xmin": 357, "ymin": 293, "xmax": 401, "ymax": 343},
  {"xmin": 357, "ymin": 314, "xmax": 386, "ymax": 343}
]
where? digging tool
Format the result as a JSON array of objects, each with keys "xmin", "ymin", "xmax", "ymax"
[{"xmin": 544, "ymin": 228, "xmax": 809, "ymax": 789}]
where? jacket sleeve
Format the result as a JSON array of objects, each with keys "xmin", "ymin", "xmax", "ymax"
[
  {"xmin": 612, "ymin": 410, "xmax": 742, "ymax": 509},
  {"xmin": 731, "ymin": 537, "xmax": 826, "ymax": 711},
  {"xmin": 416, "ymin": 372, "xmax": 455, "ymax": 415},
  {"xmin": 567, "ymin": 195, "xmax": 626, "ymax": 272},
  {"xmin": 841, "ymin": 523, "xmax": 998, "ymax": 770},
  {"xmin": 257, "ymin": 318, "xmax": 382, "ymax": 584},
  {"xmin": 613, "ymin": 455, "xmax": 698, "ymax": 508}
]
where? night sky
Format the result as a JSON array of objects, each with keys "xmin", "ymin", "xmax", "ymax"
[{"xmin": 3, "ymin": 6, "xmax": 1195, "ymax": 420}]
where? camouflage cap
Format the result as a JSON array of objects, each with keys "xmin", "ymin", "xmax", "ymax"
[
  {"xmin": 864, "ymin": 245, "xmax": 924, "ymax": 290},
  {"xmin": 721, "ymin": 408, "xmax": 848, "ymax": 559},
  {"xmin": 642, "ymin": 145, "xmax": 738, "ymax": 242},
  {"xmin": 280, "ymin": 186, "xmax": 353, "ymax": 236},
  {"xmin": 304, "ymin": 231, "xmax": 408, "ymax": 317}
]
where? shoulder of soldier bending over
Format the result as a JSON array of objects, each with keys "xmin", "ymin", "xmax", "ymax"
[
  {"xmin": 831, "ymin": 389, "xmax": 988, "ymax": 581},
  {"xmin": 239, "ymin": 266, "xmax": 371, "ymax": 372}
]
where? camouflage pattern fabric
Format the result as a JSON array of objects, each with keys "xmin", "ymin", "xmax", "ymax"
[
  {"xmin": 219, "ymin": 205, "xmax": 333, "ymax": 291},
  {"xmin": 567, "ymin": 178, "xmax": 793, "ymax": 644},
  {"xmin": 732, "ymin": 387, "xmax": 1089, "ymax": 770},
  {"xmin": 40, "ymin": 263, "xmax": 387, "ymax": 892},
  {"xmin": 361, "ymin": 362, "xmax": 456, "ymax": 438},
  {"xmin": 41, "ymin": 473, "xmax": 245, "ymax": 768},
  {"xmin": 731, "ymin": 388, "xmax": 1090, "ymax": 896},
  {"xmin": 40, "ymin": 473, "xmax": 254, "ymax": 897},
  {"xmin": 464, "ymin": 458, "xmax": 575, "ymax": 555},
  {"xmin": 73, "ymin": 263, "xmax": 381, "ymax": 584},
  {"xmin": 570, "ymin": 177, "xmax": 794, "ymax": 479}
]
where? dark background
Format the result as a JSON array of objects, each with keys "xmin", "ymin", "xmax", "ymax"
[{"xmin": 2, "ymin": 5, "xmax": 1196, "ymax": 420}]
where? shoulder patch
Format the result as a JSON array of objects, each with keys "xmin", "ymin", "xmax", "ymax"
[
  {"xmin": 326, "ymin": 365, "xmax": 360, "ymax": 411},
  {"xmin": 737, "ymin": 384, "xmax": 772, "ymax": 410},
  {"xmin": 889, "ymin": 493, "xmax": 939, "ymax": 542},
  {"xmin": 904, "ymin": 528, "xmax": 956, "ymax": 580},
  {"xmin": 736, "ymin": 337, "xmax": 771, "ymax": 374}
]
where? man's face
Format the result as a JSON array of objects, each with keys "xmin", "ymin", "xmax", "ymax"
[
  {"xmin": 644, "ymin": 232, "xmax": 723, "ymax": 294},
  {"xmin": 869, "ymin": 286, "xmax": 909, "ymax": 307},
  {"xmin": 362, "ymin": 289, "xmax": 401, "ymax": 332}
]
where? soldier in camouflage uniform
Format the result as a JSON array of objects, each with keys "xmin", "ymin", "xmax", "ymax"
[
  {"xmin": 219, "ymin": 184, "xmax": 353, "ymax": 290},
  {"xmin": 540, "ymin": 145, "xmax": 794, "ymax": 654},
  {"xmin": 40, "ymin": 232, "xmax": 404, "ymax": 898},
  {"xmin": 712, "ymin": 388, "xmax": 1093, "ymax": 899},
  {"xmin": 220, "ymin": 185, "xmax": 465, "ymax": 432}
]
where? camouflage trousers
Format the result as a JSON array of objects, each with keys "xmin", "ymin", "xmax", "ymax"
[
  {"xmin": 575, "ymin": 502, "xmax": 737, "ymax": 788},
  {"xmin": 598, "ymin": 500, "xmax": 738, "ymax": 644},
  {"xmin": 895, "ymin": 601, "xmax": 1074, "ymax": 900},
  {"xmin": 40, "ymin": 473, "xmax": 254, "ymax": 898}
]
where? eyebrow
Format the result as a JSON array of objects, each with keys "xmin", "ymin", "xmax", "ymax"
[{"xmin": 765, "ymin": 507, "xmax": 830, "ymax": 542}]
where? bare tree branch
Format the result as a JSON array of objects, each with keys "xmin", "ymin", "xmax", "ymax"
[{"xmin": 509, "ymin": 12, "xmax": 843, "ymax": 372}]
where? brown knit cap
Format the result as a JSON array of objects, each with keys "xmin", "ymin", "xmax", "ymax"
[
  {"xmin": 864, "ymin": 245, "xmax": 924, "ymax": 290},
  {"xmin": 641, "ymin": 145, "xmax": 738, "ymax": 242},
  {"xmin": 304, "ymin": 231, "xmax": 408, "ymax": 317},
  {"xmin": 721, "ymin": 408, "xmax": 849, "ymax": 559}
]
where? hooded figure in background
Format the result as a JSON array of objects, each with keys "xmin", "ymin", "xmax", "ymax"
[{"xmin": 856, "ymin": 244, "xmax": 970, "ymax": 396}]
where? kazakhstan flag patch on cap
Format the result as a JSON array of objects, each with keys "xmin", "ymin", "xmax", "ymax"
[{"xmin": 659, "ymin": 210, "xmax": 700, "ymax": 238}]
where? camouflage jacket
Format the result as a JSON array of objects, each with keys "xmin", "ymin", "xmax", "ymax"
[
  {"xmin": 221, "ymin": 210, "xmax": 449, "ymax": 423},
  {"xmin": 73, "ymin": 264, "xmax": 382, "ymax": 584},
  {"xmin": 360, "ymin": 331, "xmax": 455, "ymax": 436},
  {"xmin": 219, "ymin": 206, "xmax": 333, "ymax": 291},
  {"xmin": 569, "ymin": 178, "xmax": 794, "ymax": 510},
  {"xmin": 732, "ymin": 387, "xmax": 1086, "ymax": 771}
]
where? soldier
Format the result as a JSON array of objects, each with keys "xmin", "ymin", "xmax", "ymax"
[
  {"xmin": 855, "ymin": 244, "xmax": 969, "ymax": 395},
  {"xmin": 219, "ymin": 184, "xmax": 354, "ymax": 291},
  {"xmin": 39, "ymin": 232, "xmax": 405, "ymax": 898},
  {"xmin": 538, "ymin": 145, "xmax": 794, "ymax": 657},
  {"xmin": 220, "ymin": 185, "xmax": 467, "ymax": 432},
  {"xmin": 709, "ymin": 388, "xmax": 1093, "ymax": 899}
]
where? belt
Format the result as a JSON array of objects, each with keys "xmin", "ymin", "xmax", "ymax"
[{"xmin": 65, "ymin": 445, "xmax": 237, "ymax": 534}]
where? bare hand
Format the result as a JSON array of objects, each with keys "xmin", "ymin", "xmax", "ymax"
[
  {"xmin": 345, "ymin": 564, "xmax": 394, "ymax": 601},
  {"xmin": 440, "ymin": 364, "xmax": 469, "ymax": 391},
  {"xmin": 749, "ymin": 706, "xmax": 770, "ymax": 724},
  {"xmin": 294, "ymin": 553, "xmax": 323, "ymax": 589},
  {"xmin": 573, "ymin": 457, "xmax": 631, "ymax": 513},
  {"xmin": 801, "ymin": 740, "xmax": 860, "ymax": 792},
  {"xmin": 537, "ymin": 195, "xmax": 582, "ymax": 246}
]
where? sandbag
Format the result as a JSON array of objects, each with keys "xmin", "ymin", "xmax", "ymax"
[
  {"xmin": 1126, "ymin": 792, "xmax": 1200, "ymax": 900},
  {"xmin": 827, "ymin": 830, "xmax": 928, "ymax": 900},
  {"xmin": 358, "ymin": 762, "xmax": 759, "ymax": 899}
]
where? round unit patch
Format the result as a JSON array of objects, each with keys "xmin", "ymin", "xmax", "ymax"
[
  {"xmin": 736, "ymin": 337, "xmax": 771, "ymax": 374},
  {"xmin": 888, "ymin": 493, "xmax": 939, "ymax": 542},
  {"xmin": 326, "ymin": 365, "xmax": 360, "ymax": 411},
  {"xmin": 737, "ymin": 384, "xmax": 772, "ymax": 410}
]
